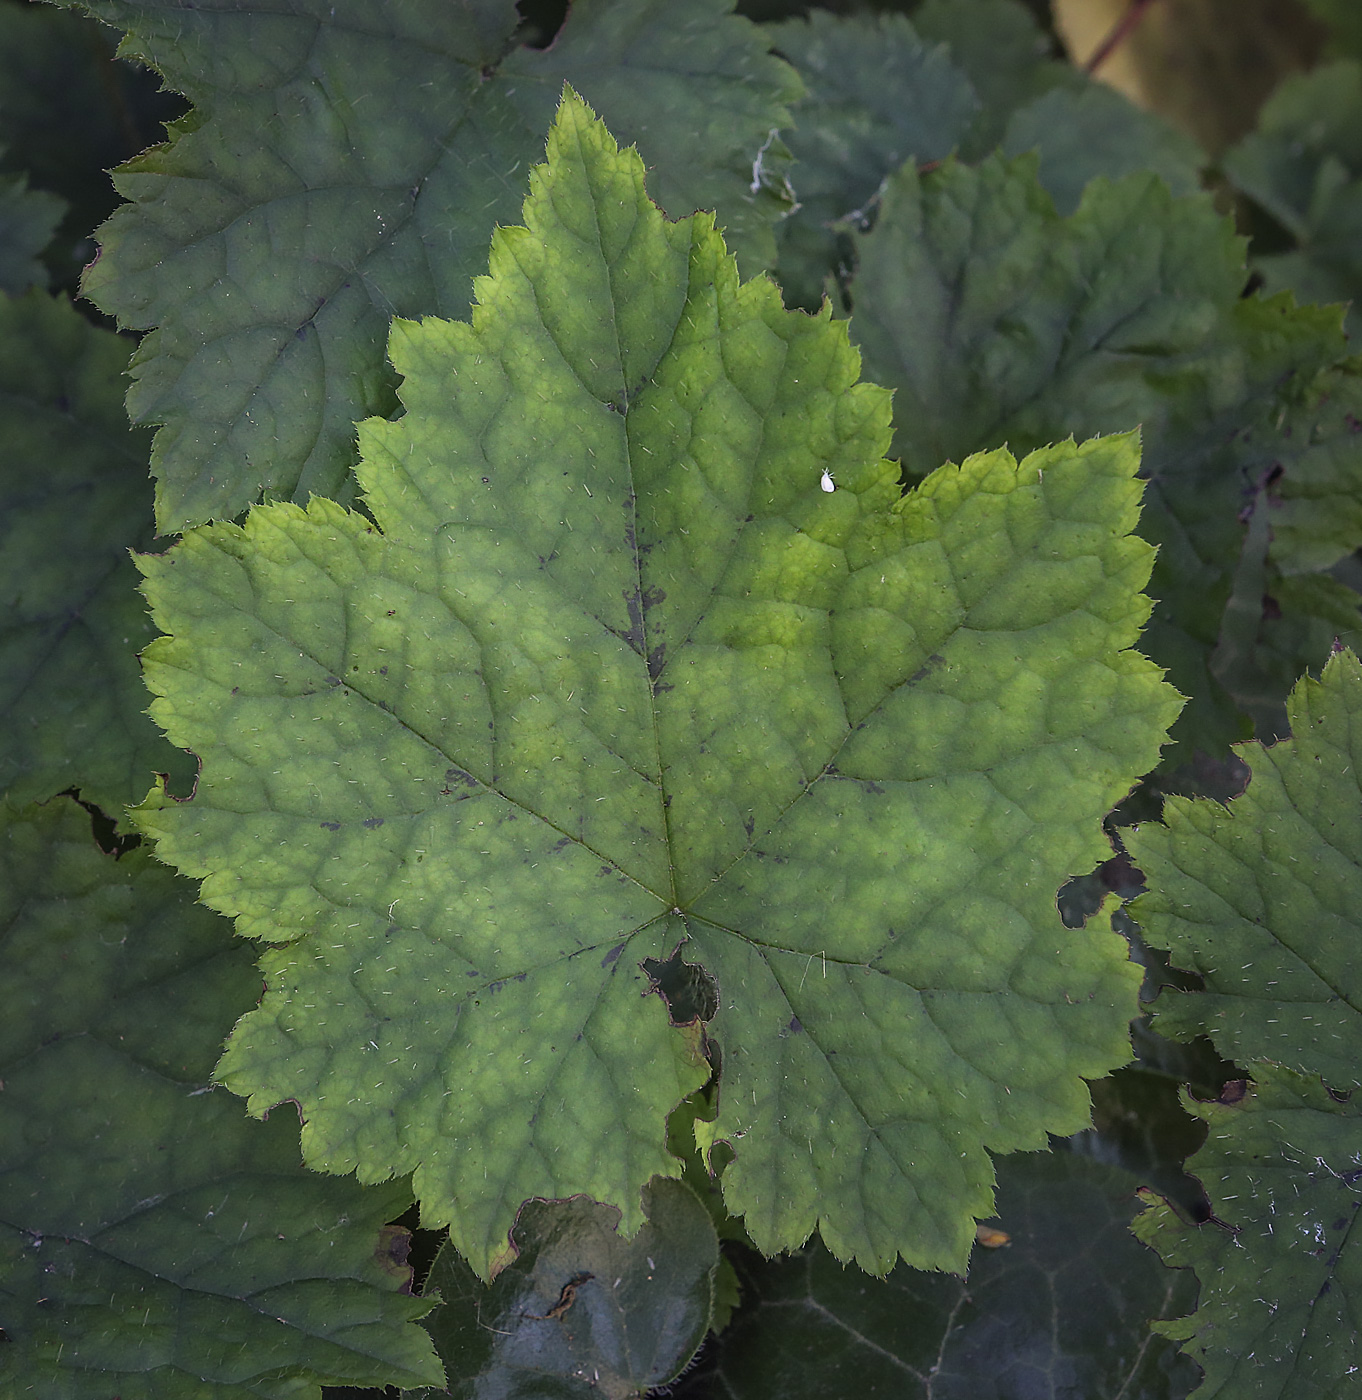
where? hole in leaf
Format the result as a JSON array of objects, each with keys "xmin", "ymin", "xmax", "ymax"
[
  {"xmin": 61, "ymin": 788, "xmax": 141, "ymax": 858},
  {"xmin": 644, "ymin": 947, "xmax": 719, "ymax": 1024}
]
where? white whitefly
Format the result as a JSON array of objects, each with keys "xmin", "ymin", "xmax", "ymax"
[{"xmin": 820, "ymin": 470, "xmax": 835, "ymax": 493}]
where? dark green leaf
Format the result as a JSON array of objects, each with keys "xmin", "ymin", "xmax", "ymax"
[
  {"xmin": 500, "ymin": 0, "xmax": 801, "ymax": 277},
  {"xmin": 1001, "ymin": 83, "xmax": 1203, "ymax": 217},
  {"xmin": 1074, "ymin": 1066, "xmax": 1216, "ymax": 1222},
  {"xmin": 913, "ymin": 0, "xmax": 1073, "ymax": 158},
  {"xmin": 0, "ymin": 288, "xmax": 193, "ymax": 812},
  {"xmin": 417, "ymin": 1178, "xmax": 718, "ymax": 1400},
  {"xmin": 1223, "ymin": 60, "xmax": 1362, "ymax": 340},
  {"xmin": 0, "ymin": 798, "xmax": 444, "ymax": 1396},
  {"xmin": 766, "ymin": 10, "xmax": 978, "ymax": 307},
  {"xmin": 0, "ymin": 169, "xmax": 62, "ymax": 293},
  {"xmin": 677, "ymin": 1151, "xmax": 1196, "ymax": 1400},
  {"xmin": 847, "ymin": 155, "xmax": 1247, "ymax": 480},
  {"xmin": 1129, "ymin": 649, "xmax": 1362, "ymax": 1089},
  {"xmin": 1134, "ymin": 1066, "xmax": 1362, "ymax": 1399},
  {"xmin": 0, "ymin": 0, "xmax": 183, "ymax": 286},
  {"xmin": 56, "ymin": 0, "xmax": 798, "ymax": 530}
]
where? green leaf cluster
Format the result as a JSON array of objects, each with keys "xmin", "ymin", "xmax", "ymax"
[{"xmin": 4, "ymin": 0, "xmax": 1362, "ymax": 1396}]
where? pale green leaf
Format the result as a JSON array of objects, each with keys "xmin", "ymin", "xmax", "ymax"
[
  {"xmin": 417, "ymin": 1178, "xmax": 718, "ymax": 1400},
  {"xmin": 0, "ymin": 289, "xmax": 193, "ymax": 812},
  {"xmin": 133, "ymin": 94, "xmax": 1178, "ymax": 1282},
  {"xmin": 56, "ymin": 0, "xmax": 797, "ymax": 531},
  {"xmin": 1129, "ymin": 650, "xmax": 1362, "ymax": 1089},
  {"xmin": 0, "ymin": 798, "xmax": 444, "ymax": 1397},
  {"xmin": 1133, "ymin": 1066, "xmax": 1362, "ymax": 1400}
]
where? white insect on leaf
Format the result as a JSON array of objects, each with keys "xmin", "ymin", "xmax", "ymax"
[{"xmin": 820, "ymin": 470, "xmax": 835, "ymax": 493}]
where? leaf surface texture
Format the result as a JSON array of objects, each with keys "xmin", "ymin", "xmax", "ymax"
[
  {"xmin": 1130, "ymin": 649, "xmax": 1362, "ymax": 1086},
  {"xmin": 1134, "ymin": 1069, "xmax": 1362, "ymax": 1400}
]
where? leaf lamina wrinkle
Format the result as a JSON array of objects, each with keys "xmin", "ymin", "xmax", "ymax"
[{"xmin": 135, "ymin": 92, "xmax": 1180, "ymax": 1281}]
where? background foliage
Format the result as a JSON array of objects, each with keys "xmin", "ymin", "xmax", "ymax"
[{"xmin": 2, "ymin": 0, "xmax": 1361, "ymax": 1397}]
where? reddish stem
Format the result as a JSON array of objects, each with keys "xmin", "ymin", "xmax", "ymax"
[{"xmin": 1084, "ymin": 0, "xmax": 1161, "ymax": 75}]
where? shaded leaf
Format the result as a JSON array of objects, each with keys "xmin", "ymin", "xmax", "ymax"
[
  {"xmin": 1129, "ymin": 649, "xmax": 1362, "ymax": 1090},
  {"xmin": 0, "ymin": 797, "xmax": 443, "ymax": 1397},
  {"xmin": 675, "ymin": 1151, "xmax": 1197, "ymax": 1400},
  {"xmin": 764, "ymin": 6, "xmax": 1199, "ymax": 311},
  {"xmin": 847, "ymin": 155, "xmax": 1247, "ymax": 481},
  {"xmin": 1138, "ymin": 314, "xmax": 1361, "ymax": 755},
  {"xmin": 1268, "ymin": 362, "xmax": 1362, "ymax": 577},
  {"xmin": 1001, "ymin": 83, "xmax": 1204, "ymax": 217},
  {"xmin": 766, "ymin": 10, "xmax": 978, "ymax": 307},
  {"xmin": 417, "ymin": 1178, "xmax": 718, "ymax": 1400},
  {"xmin": 133, "ymin": 96, "xmax": 1177, "ymax": 1281},
  {"xmin": 499, "ymin": 0, "xmax": 800, "ymax": 276},
  {"xmin": 851, "ymin": 154, "xmax": 1254, "ymax": 487},
  {"xmin": 1133, "ymin": 1066, "xmax": 1362, "ymax": 1399},
  {"xmin": 1073, "ymin": 1065, "xmax": 1216, "ymax": 1223},
  {"xmin": 0, "ymin": 288, "xmax": 193, "ymax": 812},
  {"xmin": 0, "ymin": 168, "xmax": 62, "ymax": 293},
  {"xmin": 1223, "ymin": 60, "xmax": 1362, "ymax": 340},
  {"xmin": 57, "ymin": 0, "xmax": 798, "ymax": 530},
  {"xmin": 913, "ymin": 0, "xmax": 1073, "ymax": 158}
]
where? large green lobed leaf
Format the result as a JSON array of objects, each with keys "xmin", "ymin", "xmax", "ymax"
[
  {"xmin": 58, "ymin": 0, "xmax": 799, "ymax": 531},
  {"xmin": 135, "ymin": 94, "xmax": 1179, "ymax": 1281},
  {"xmin": 0, "ymin": 798, "xmax": 443, "ymax": 1397}
]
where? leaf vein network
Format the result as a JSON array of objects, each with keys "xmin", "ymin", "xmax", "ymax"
[{"xmin": 202, "ymin": 553, "xmax": 664, "ymax": 901}]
